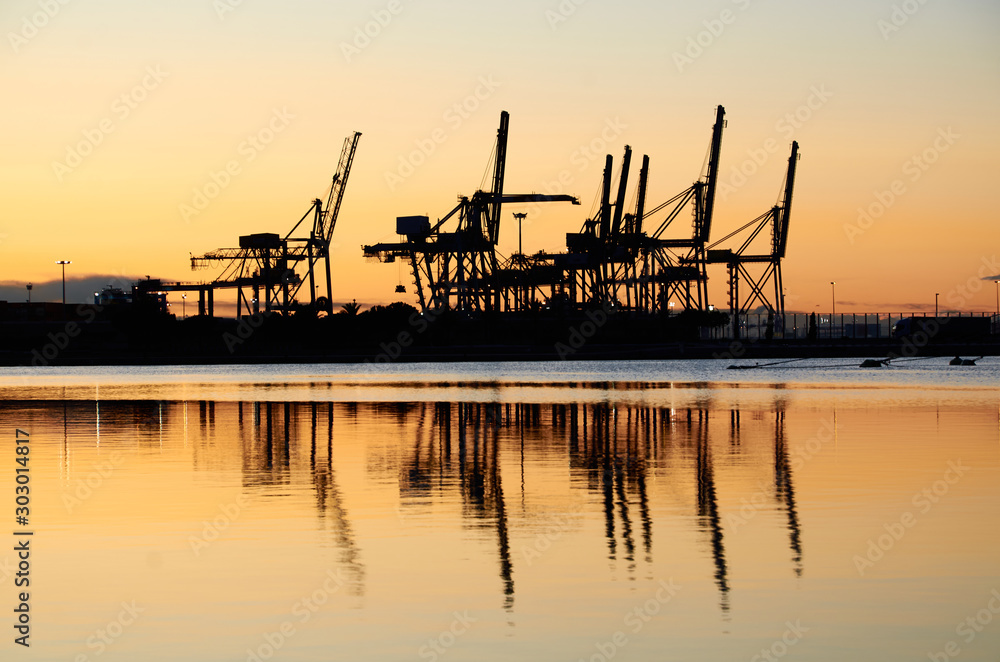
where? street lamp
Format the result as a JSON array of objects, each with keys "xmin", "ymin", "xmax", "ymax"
[
  {"xmin": 182, "ymin": 294, "xmax": 187, "ymax": 319},
  {"xmin": 935, "ymin": 292, "xmax": 939, "ymax": 318},
  {"xmin": 830, "ymin": 281, "xmax": 837, "ymax": 339},
  {"xmin": 26, "ymin": 283, "xmax": 32, "ymax": 304},
  {"xmin": 995, "ymin": 280, "xmax": 999, "ymax": 317},
  {"xmin": 513, "ymin": 212, "xmax": 527, "ymax": 257},
  {"xmin": 56, "ymin": 260, "xmax": 71, "ymax": 312}
]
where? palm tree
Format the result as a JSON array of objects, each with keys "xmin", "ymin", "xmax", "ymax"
[{"xmin": 340, "ymin": 299, "xmax": 361, "ymax": 316}]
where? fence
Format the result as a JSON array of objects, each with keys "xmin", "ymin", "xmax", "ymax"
[{"xmin": 701, "ymin": 312, "xmax": 1000, "ymax": 341}]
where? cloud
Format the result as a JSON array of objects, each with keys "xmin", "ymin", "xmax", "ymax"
[{"xmin": 0, "ymin": 275, "xmax": 139, "ymax": 304}]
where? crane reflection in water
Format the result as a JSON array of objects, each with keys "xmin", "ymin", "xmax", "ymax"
[
  {"xmin": 42, "ymin": 393, "xmax": 808, "ymax": 617},
  {"xmin": 381, "ymin": 398, "xmax": 806, "ymax": 616}
]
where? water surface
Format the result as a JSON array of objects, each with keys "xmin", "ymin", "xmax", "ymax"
[{"xmin": 1, "ymin": 360, "xmax": 998, "ymax": 661}]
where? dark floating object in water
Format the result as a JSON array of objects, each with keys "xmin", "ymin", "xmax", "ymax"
[
  {"xmin": 951, "ymin": 356, "xmax": 981, "ymax": 366},
  {"xmin": 962, "ymin": 357, "xmax": 981, "ymax": 366},
  {"xmin": 950, "ymin": 356, "xmax": 963, "ymax": 366},
  {"xmin": 860, "ymin": 359, "xmax": 889, "ymax": 368}
]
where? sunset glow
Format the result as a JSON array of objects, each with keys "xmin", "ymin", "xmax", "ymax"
[{"xmin": 3, "ymin": 0, "xmax": 998, "ymax": 312}]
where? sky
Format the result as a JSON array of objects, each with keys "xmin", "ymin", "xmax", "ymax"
[{"xmin": 2, "ymin": 0, "xmax": 999, "ymax": 313}]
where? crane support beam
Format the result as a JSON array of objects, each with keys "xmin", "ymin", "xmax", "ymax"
[{"xmin": 611, "ymin": 145, "xmax": 632, "ymax": 238}]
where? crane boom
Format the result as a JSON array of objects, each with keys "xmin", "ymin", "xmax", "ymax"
[
  {"xmin": 699, "ymin": 105, "xmax": 725, "ymax": 244},
  {"xmin": 320, "ymin": 132, "xmax": 362, "ymax": 244},
  {"xmin": 775, "ymin": 141, "xmax": 798, "ymax": 259},
  {"xmin": 487, "ymin": 111, "xmax": 509, "ymax": 244},
  {"xmin": 612, "ymin": 146, "xmax": 632, "ymax": 238},
  {"xmin": 633, "ymin": 155, "xmax": 649, "ymax": 235}
]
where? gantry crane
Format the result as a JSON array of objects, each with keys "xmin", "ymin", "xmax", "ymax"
[
  {"xmin": 636, "ymin": 105, "xmax": 726, "ymax": 314},
  {"xmin": 189, "ymin": 132, "xmax": 361, "ymax": 317},
  {"xmin": 707, "ymin": 141, "xmax": 799, "ymax": 338},
  {"xmin": 551, "ymin": 145, "xmax": 649, "ymax": 309},
  {"xmin": 528, "ymin": 105, "xmax": 723, "ymax": 314},
  {"xmin": 358, "ymin": 106, "xmax": 805, "ymax": 327},
  {"xmin": 362, "ymin": 111, "xmax": 578, "ymax": 312}
]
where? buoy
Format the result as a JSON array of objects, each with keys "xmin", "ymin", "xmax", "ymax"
[{"xmin": 860, "ymin": 359, "xmax": 887, "ymax": 368}]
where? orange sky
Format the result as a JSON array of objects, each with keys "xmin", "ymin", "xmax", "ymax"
[{"xmin": 2, "ymin": 0, "xmax": 999, "ymax": 313}]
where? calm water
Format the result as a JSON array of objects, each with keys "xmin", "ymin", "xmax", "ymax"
[{"xmin": 1, "ymin": 359, "xmax": 998, "ymax": 661}]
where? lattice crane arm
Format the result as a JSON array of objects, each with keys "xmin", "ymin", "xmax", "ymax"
[
  {"xmin": 775, "ymin": 141, "xmax": 798, "ymax": 259},
  {"xmin": 317, "ymin": 132, "xmax": 362, "ymax": 244}
]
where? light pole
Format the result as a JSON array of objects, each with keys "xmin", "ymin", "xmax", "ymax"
[
  {"xmin": 995, "ymin": 280, "xmax": 999, "ymax": 316},
  {"xmin": 26, "ymin": 283, "xmax": 32, "ymax": 304},
  {"xmin": 935, "ymin": 292, "xmax": 939, "ymax": 318},
  {"xmin": 56, "ymin": 260, "xmax": 71, "ymax": 313},
  {"xmin": 182, "ymin": 294, "xmax": 187, "ymax": 319},
  {"xmin": 830, "ymin": 281, "xmax": 837, "ymax": 339},
  {"xmin": 513, "ymin": 212, "xmax": 527, "ymax": 257}
]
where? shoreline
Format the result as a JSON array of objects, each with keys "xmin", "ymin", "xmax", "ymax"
[{"xmin": 2, "ymin": 339, "xmax": 998, "ymax": 367}]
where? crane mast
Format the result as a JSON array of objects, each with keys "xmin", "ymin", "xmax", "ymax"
[{"xmin": 184, "ymin": 132, "xmax": 362, "ymax": 317}]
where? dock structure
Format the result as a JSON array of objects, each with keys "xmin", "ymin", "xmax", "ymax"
[
  {"xmin": 136, "ymin": 132, "xmax": 362, "ymax": 319},
  {"xmin": 363, "ymin": 107, "xmax": 800, "ymax": 331},
  {"xmin": 362, "ymin": 111, "xmax": 580, "ymax": 312}
]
